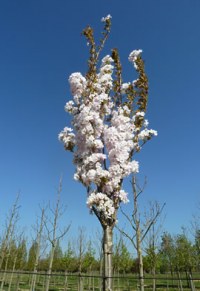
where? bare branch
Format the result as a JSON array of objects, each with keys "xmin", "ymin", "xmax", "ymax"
[{"xmin": 141, "ymin": 202, "xmax": 165, "ymax": 242}]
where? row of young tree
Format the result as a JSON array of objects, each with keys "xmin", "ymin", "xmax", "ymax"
[{"xmin": 0, "ymin": 193, "xmax": 200, "ymax": 278}]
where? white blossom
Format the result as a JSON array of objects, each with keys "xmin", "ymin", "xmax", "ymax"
[
  {"xmin": 132, "ymin": 79, "xmax": 139, "ymax": 87},
  {"xmin": 102, "ymin": 55, "xmax": 114, "ymax": 64},
  {"xmin": 138, "ymin": 128, "xmax": 158, "ymax": 140},
  {"xmin": 144, "ymin": 119, "xmax": 149, "ymax": 127},
  {"xmin": 87, "ymin": 192, "xmax": 115, "ymax": 218},
  {"xmin": 65, "ymin": 100, "xmax": 78, "ymax": 114},
  {"xmin": 68, "ymin": 72, "xmax": 86, "ymax": 98},
  {"xmin": 128, "ymin": 49, "xmax": 143, "ymax": 69},
  {"xmin": 121, "ymin": 82, "xmax": 131, "ymax": 94},
  {"xmin": 59, "ymin": 49, "xmax": 157, "ymax": 221},
  {"xmin": 136, "ymin": 111, "xmax": 145, "ymax": 117},
  {"xmin": 118, "ymin": 190, "xmax": 129, "ymax": 203},
  {"xmin": 101, "ymin": 14, "xmax": 112, "ymax": 22},
  {"xmin": 58, "ymin": 127, "xmax": 75, "ymax": 150},
  {"xmin": 128, "ymin": 49, "xmax": 143, "ymax": 62}
]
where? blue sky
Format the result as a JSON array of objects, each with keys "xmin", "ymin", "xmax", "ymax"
[{"xmin": 0, "ymin": 0, "xmax": 200, "ymax": 244}]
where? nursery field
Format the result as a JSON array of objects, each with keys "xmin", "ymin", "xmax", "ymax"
[{"xmin": 1, "ymin": 271, "xmax": 200, "ymax": 291}]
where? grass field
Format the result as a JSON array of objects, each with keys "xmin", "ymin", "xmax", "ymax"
[{"xmin": 0, "ymin": 271, "xmax": 200, "ymax": 290}]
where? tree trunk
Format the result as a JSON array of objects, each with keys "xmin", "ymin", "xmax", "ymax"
[
  {"xmin": 138, "ymin": 245, "xmax": 144, "ymax": 291},
  {"xmin": 8, "ymin": 256, "xmax": 17, "ymax": 291},
  {"xmin": 31, "ymin": 269, "xmax": 37, "ymax": 291},
  {"xmin": 16, "ymin": 274, "xmax": 20, "ymax": 291},
  {"xmin": 189, "ymin": 273, "xmax": 196, "ymax": 291},
  {"xmin": 133, "ymin": 176, "xmax": 144, "ymax": 291},
  {"xmin": 31, "ymin": 207, "xmax": 45, "ymax": 291},
  {"xmin": 152, "ymin": 265, "xmax": 156, "ymax": 291},
  {"xmin": 135, "ymin": 221, "xmax": 144, "ymax": 291},
  {"xmin": 177, "ymin": 271, "xmax": 183, "ymax": 291},
  {"xmin": 102, "ymin": 225, "xmax": 113, "ymax": 291},
  {"xmin": 45, "ymin": 245, "xmax": 55, "ymax": 291},
  {"xmin": 64, "ymin": 271, "xmax": 68, "ymax": 291},
  {"xmin": 0, "ymin": 253, "xmax": 10, "ymax": 291}
]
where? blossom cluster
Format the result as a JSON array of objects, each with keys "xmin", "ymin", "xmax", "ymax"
[
  {"xmin": 101, "ymin": 14, "xmax": 112, "ymax": 22},
  {"xmin": 59, "ymin": 17, "xmax": 157, "ymax": 222},
  {"xmin": 128, "ymin": 49, "xmax": 143, "ymax": 69}
]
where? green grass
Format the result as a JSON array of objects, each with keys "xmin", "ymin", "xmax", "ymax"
[{"xmin": 1, "ymin": 271, "xmax": 200, "ymax": 290}]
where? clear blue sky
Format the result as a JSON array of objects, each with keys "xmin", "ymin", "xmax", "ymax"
[{"xmin": 0, "ymin": 0, "xmax": 200, "ymax": 242}]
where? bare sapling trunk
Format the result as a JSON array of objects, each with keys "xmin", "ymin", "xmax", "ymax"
[
  {"xmin": 0, "ymin": 196, "xmax": 20, "ymax": 291},
  {"xmin": 77, "ymin": 227, "xmax": 86, "ymax": 291},
  {"xmin": 44, "ymin": 178, "xmax": 70, "ymax": 291},
  {"xmin": 64, "ymin": 271, "xmax": 68, "ymax": 291},
  {"xmin": 8, "ymin": 232, "xmax": 25, "ymax": 291},
  {"xmin": 129, "ymin": 176, "xmax": 145, "ymax": 291},
  {"xmin": 145, "ymin": 201, "xmax": 165, "ymax": 291},
  {"xmin": 31, "ymin": 207, "xmax": 46, "ymax": 291},
  {"xmin": 117, "ymin": 176, "xmax": 165, "ymax": 291},
  {"xmin": 1, "ymin": 234, "xmax": 20, "ymax": 291},
  {"xmin": 152, "ymin": 265, "xmax": 156, "ymax": 291},
  {"xmin": 0, "ymin": 193, "xmax": 20, "ymax": 270},
  {"xmin": 0, "ymin": 252, "xmax": 9, "ymax": 291},
  {"xmin": 136, "ymin": 227, "xmax": 144, "ymax": 291},
  {"xmin": 132, "ymin": 176, "xmax": 144, "ymax": 291},
  {"xmin": 177, "ymin": 270, "xmax": 183, "ymax": 291},
  {"xmin": 102, "ymin": 225, "xmax": 113, "ymax": 291},
  {"xmin": 45, "ymin": 243, "xmax": 56, "ymax": 291},
  {"xmin": 8, "ymin": 255, "xmax": 17, "ymax": 291}
]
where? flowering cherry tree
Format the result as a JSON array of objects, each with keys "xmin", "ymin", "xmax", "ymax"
[{"xmin": 59, "ymin": 15, "xmax": 157, "ymax": 291}]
